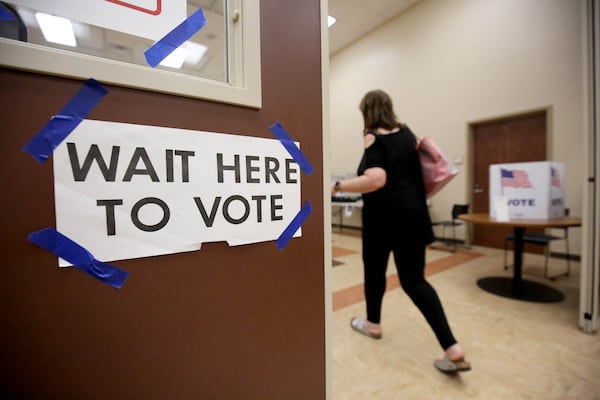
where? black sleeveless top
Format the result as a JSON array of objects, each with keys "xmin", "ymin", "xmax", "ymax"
[{"xmin": 357, "ymin": 125, "xmax": 435, "ymax": 245}]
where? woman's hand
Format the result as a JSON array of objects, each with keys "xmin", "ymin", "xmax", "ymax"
[{"xmin": 331, "ymin": 181, "xmax": 339, "ymax": 195}]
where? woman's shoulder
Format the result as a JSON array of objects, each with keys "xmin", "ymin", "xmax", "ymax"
[
  {"xmin": 380, "ymin": 125, "xmax": 415, "ymax": 140},
  {"xmin": 363, "ymin": 132, "xmax": 377, "ymax": 149},
  {"xmin": 398, "ymin": 124, "xmax": 417, "ymax": 141},
  {"xmin": 364, "ymin": 124, "xmax": 415, "ymax": 146},
  {"xmin": 399, "ymin": 123, "xmax": 413, "ymax": 134}
]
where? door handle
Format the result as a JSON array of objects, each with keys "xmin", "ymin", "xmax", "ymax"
[{"xmin": 474, "ymin": 188, "xmax": 484, "ymax": 194}]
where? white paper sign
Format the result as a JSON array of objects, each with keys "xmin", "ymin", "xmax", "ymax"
[
  {"xmin": 11, "ymin": 0, "xmax": 186, "ymax": 40},
  {"xmin": 53, "ymin": 120, "xmax": 302, "ymax": 266},
  {"xmin": 493, "ymin": 196, "xmax": 510, "ymax": 221}
]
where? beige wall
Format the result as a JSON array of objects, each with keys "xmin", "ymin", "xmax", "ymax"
[{"xmin": 329, "ymin": 0, "xmax": 583, "ymax": 253}]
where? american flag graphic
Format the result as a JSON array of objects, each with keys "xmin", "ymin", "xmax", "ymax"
[
  {"xmin": 551, "ymin": 167, "xmax": 561, "ymax": 187},
  {"xmin": 501, "ymin": 169, "xmax": 533, "ymax": 188}
]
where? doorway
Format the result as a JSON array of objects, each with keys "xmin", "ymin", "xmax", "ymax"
[{"xmin": 470, "ymin": 111, "xmax": 548, "ymax": 249}]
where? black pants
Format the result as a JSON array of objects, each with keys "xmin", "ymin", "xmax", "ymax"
[{"xmin": 362, "ymin": 231, "xmax": 457, "ymax": 350}]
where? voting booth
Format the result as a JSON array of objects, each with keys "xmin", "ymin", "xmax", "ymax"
[{"xmin": 489, "ymin": 161, "xmax": 565, "ymax": 220}]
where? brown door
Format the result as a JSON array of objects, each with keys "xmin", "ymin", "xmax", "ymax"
[{"xmin": 471, "ymin": 111, "xmax": 547, "ymax": 249}]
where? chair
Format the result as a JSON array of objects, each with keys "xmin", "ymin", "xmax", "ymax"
[
  {"xmin": 504, "ymin": 209, "xmax": 571, "ymax": 280},
  {"xmin": 431, "ymin": 204, "xmax": 469, "ymax": 252}
]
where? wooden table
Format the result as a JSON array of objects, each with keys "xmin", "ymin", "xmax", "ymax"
[{"xmin": 458, "ymin": 213, "xmax": 582, "ymax": 302}]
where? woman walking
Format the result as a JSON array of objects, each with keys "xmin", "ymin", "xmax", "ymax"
[{"xmin": 331, "ymin": 89, "xmax": 470, "ymax": 373}]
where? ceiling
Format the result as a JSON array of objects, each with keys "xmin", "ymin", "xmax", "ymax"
[{"xmin": 328, "ymin": 0, "xmax": 422, "ymax": 54}]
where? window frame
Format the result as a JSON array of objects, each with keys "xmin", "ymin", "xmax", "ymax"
[{"xmin": 0, "ymin": 0, "xmax": 262, "ymax": 108}]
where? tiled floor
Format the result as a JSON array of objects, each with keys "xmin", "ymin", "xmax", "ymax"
[{"xmin": 331, "ymin": 232, "xmax": 600, "ymax": 400}]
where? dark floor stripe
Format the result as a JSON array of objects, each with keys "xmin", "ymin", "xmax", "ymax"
[{"xmin": 332, "ymin": 250, "xmax": 483, "ymax": 311}]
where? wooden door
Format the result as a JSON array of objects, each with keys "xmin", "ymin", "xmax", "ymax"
[{"xmin": 471, "ymin": 111, "xmax": 547, "ymax": 249}]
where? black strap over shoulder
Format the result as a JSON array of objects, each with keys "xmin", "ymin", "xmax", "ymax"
[{"xmin": 401, "ymin": 124, "xmax": 419, "ymax": 144}]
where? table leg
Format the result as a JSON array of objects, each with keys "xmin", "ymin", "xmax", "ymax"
[
  {"xmin": 512, "ymin": 227, "xmax": 524, "ymax": 293},
  {"xmin": 476, "ymin": 225, "xmax": 564, "ymax": 302}
]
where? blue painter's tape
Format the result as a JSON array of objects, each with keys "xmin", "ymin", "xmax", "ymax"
[
  {"xmin": 22, "ymin": 78, "xmax": 108, "ymax": 163},
  {"xmin": 145, "ymin": 8, "xmax": 207, "ymax": 67},
  {"xmin": 269, "ymin": 121, "xmax": 314, "ymax": 175},
  {"xmin": 28, "ymin": 228, "xmax": 130, "ymax": 289},
  {"xmin": 0, "ymin": 4, "xmax": 15, "ymax": 20},
  {"xmin": 276, "ymin": 201, "xmax": 312, "ymax": 250}
]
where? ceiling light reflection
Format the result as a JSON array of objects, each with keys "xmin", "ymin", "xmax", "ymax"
[{"xmin": 35, "ymin": 12, "xmax": 77, "ymax": 47}]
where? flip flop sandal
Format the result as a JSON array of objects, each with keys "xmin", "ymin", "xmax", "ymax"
[
  {"xmin": 434, "ymin": 354, "xmax": 471, "ymax": 373},
  {"xmin": 350, "ymin": 317, "xmax": 382, "ymax": 339}
]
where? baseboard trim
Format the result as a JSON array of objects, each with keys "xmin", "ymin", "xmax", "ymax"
[
  {"xmin": 331, "ymin": 224, "xmax": 362, "ymax": 232},
  {"xmin": 550, "ymin": 252, "xmax": 581, "ymax": 262}
]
